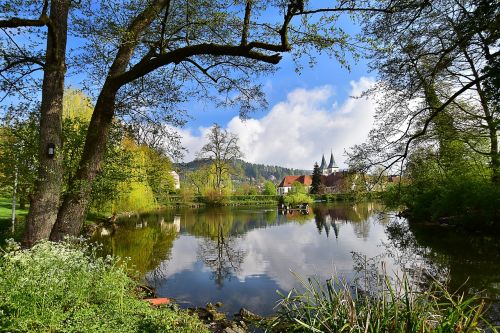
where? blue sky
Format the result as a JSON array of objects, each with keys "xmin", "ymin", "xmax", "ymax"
[
  {"xmin": 171, "ymin": 10, "xmax": 379, "ymax": 170},
  {"xmin": 178, "ymin": 49, "xmax": 377, "ymax": 170}
]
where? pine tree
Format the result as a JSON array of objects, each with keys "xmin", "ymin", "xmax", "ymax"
[{"xmin": 311, "ymin": 163, "xmax": 322, "ymax": 194}]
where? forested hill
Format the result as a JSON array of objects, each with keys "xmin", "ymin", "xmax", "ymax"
[{"xmin": 175, "ymin": 159, "xmax": 310, "ymax": 183}]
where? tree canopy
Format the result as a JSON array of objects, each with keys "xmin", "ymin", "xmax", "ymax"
[
  {"xmin": 0, "ymin": 0, "xmax": 409, "ymax": 244},
  {"xmin": 349, "ymin": 0, "xmax": 499, "ymax": 182}
]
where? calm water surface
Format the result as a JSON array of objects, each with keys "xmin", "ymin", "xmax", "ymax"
[{"xmin": 91, "ymin": 202, "xmax": 500, "ymax": 319}]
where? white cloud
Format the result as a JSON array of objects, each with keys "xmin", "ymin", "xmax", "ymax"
[{"xmin": 179, "ymin": 76, "xmax": 377, "ymax": 169}]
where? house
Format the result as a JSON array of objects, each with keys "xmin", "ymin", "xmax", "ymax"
[{"xmin": 277, "ymin": 175, "xmax": 312, "ymax": 195}]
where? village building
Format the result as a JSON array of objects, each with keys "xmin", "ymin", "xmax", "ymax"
[
  {"xmin": 170, "ymin": 171, "xmax": 180, "ymax": 190},
  {"xmin": 277, "ymin": 152, "xmax": 345, "ymax": 195},
  {"xmin": 277, "ymin": 175, "xmax": 312, "ymax": 195},
  {"xmin": 320, "ymin": 151, "xmax": 340, "ymax": 175}
]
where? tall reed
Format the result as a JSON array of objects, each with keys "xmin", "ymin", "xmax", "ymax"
[{"xmin": 267, "ymin": 272, "xmax": 497, "ymax": 333}]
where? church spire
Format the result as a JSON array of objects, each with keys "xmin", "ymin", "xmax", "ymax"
[
  {"xmin": 327, "ymin": 150, "xmax": 336, "ymax": 169},
  {"xmin": 320, "ymin": 154, "xmax": 326, "ymax": 170}
]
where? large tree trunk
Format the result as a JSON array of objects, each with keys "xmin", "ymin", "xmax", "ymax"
[
  {"xmin": 50, "ymin": 86, "xmax": 117, "ymax": 240},
  {"xmin": 23, "ymin": 0, "xmax": 70, "ymax": 246},
  {"xmin": 50, "ymin": 1, "xmax": 166, "ymax": 240}
]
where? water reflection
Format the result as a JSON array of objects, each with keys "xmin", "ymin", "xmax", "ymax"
[
  {"xmin": 197, "ymin": 219, "xmax": 246, "ymax": 288},
  {"xmin": 385, "ymin": 219, "xmax": 500, "ymax": 299},
  {"xmin": 91, "ymin": 202, "xmax": 392, "ymax": 315},
  {"xmin": 313, "ymin": 202, "xmax": 384, "ymax": 239},
  {"xmin": 92, "ymin": 211, "xmax": 180, "ymax": 273},
  {"xmin": 89, "ymin": 203, "xmax": 500, "ymax": 321}
]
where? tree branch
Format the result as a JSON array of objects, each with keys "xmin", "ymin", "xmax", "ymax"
[
  {"xmin": 299, "ymin": 7, "xmax": 394, "ymax": 15},
  {"xmin": 184, "ymin": 59, "xmax": 218, "ymax": 83},
  {"xmin": 159, "ymin": 0, "xmax": 171, "ymax": 53},
  {"xmin": 241, "ymin": 1, "xmax": 251, "ymax": 46},
  {"xmin": 0, "ymin": 17, "xmax": 48, "ymax": 28},
  {"xmin": 0, "ymin": 57, "xmax": 46, "ymax": 72},
  {"xmin": 114, "ymin": 43, "xmax": 281, "ymax": 87},
  {"xmin": 390, "ymin": 72, "xmax": 491, "ymax": 169}
]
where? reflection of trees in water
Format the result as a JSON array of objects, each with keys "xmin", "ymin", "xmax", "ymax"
[
  {"xmin": 178, "ymin": 207, "xmax": 281, "ymax": 237},
  {"xmin": 383, "ymin": 219, "xmax": 457, "ymax": 290},
  {"xmin": 384, "ymin": 220, "xmax": 500, "ymax": 325},
  {"xmin": 314, "ymin": 210, "xmax": 340, "ymax": 238},
  {"xmin": 197, "ymin": 221, "xmax": 245, "ymax": 288},
  {"xmin": 313, "ymin": 202, "xmax": 382, "ymax": 239},
  {"xmin": 351, "ymin": 251, "xmax": 391, "ymax": 297},
  {"xmin": 92, "ymin": 216, "xmax": 179, "ymax": 275}
]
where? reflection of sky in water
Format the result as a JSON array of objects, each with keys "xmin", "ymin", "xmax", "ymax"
[
  {"xmin": 144, "ymin": 207, "xmax": 396, "ymax": 316},
  {"xmin": 92, "ymin": 204, "xmax": 500, "ymax": 320}
]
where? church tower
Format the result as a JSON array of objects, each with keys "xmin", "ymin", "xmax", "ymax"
[
  {"xmin": 319, "ymin": 154, "xmax": 327, "ymax": 175},
  {"xmin": 326, "ymin": 151, "xmax": 339, "ymax": 175}
]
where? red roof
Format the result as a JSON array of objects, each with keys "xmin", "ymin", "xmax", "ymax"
[
  {"xmin": 278, "ymin": 172, "xmax": 345, "ymax": 188},
  {"xmin": 278, "ymin": 175, "xmax": 312, "ymax": 187}
]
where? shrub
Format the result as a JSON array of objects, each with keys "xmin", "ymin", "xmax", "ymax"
[
  {"xmin": 0, "ymin": 240, "xmax": 207, "ymax": 333},
  {"xmin": 202, "ymin": 188, "xmax": 228, "ymax": 205},
  {"xmin": 384, "ymin": 177, "xmax": 500, "ymax": 227},
  {"xmin": 283, "ymin": 192, "xmax": 313, "ymax": 206}
]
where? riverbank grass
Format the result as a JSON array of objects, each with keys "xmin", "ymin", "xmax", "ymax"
[
  {"xmin": 267, "ymin": 274, "xmax": 497, "ymax": 333},
  {"xmin": 0, "ymin": 240, "xmax": 208, "ymax": 333}
]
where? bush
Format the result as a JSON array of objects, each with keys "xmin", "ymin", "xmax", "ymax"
[
  {"xmin": 0, "ymin": 240, "xmax": 207, "ymax": 333},
  {"xmin": 283, "ymin": 192, "xmax": 313, "ymax": 206},
  {"xmin": 384, "ymin": 177, "xmax": 500, "ymax": 227},
  {"xmin": 202, "ymin": 188, "xmax": 228, "ymax": 205}
]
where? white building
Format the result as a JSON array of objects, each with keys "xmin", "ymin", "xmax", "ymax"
[{"xmin": 170, "ymin": 171, "xmax": 180, "ymax": 190}]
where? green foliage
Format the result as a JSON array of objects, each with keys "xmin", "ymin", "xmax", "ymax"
[
  {"xmin": 310, "ymin": 163, "xmax": 322, "ymax": 194},
  {"xmin": 290, "ymin": 181, "xmax": 307, "ymax": 194},
  {"xmin": 228, "ymin": 195, "xmax": 278, "ymax": 205},
  {"xmin": 262, "ymin": 181, "xmax": 277, "ymax": 195},
  {"xmin": 384, "ymin": 148, "xmax": 499, "ymax": 227},
  {"xmin": 267, "ymin": 273, "xmax": 496, "ymax": 333},
  {"xmin": 283, "ymin": 192, "xmax": 313, "ymax": 206},
  {"xmin": 143, "ymin": 147, "xmax": 175, "ymax": 204},
  {"xmin": 0, "ymin": 114, "xmax": 39, "ymax": 208},
  {"xmin": 281, "ymin": 182, "xmax": 313, "ymax": 206},
  {"xmin": 0, "ymin": 90, "xmax": 137, "ymax": 215},
  {"xmin": 113, "ymin": 180, "xmax": 157, "ymax": 213},
  {"xmin": 0, "ymin": 240, "xmax": 207, "ymax": 333},
  {"xmin": 177, "ymin": 187, "xmax": 196, "ymax": 204},
  {"xmin": 104, "ymin": 137, "xmax": 177, "ymax": 213},
  {"xmin": 201, "ymin": 188, "xmax": 228, "ymax": 206},
  {"xmin": 1, "ymin": 89, "xmax": 178, "ymax": 217},
  {"xmin": 234, "ymin": 182, "xmax": 259, "ymax": 195},
  {"xmin": 184, "ymin": 165, "xmax": 211, "ymax": 195}
]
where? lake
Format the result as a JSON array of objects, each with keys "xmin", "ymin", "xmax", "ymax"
[{"xmin": 91, "ymin": 202, "xmax": 500, "ymax": 321}]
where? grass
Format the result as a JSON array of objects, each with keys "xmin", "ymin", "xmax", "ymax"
[
  {"xmin": 0, "ymin": 196, "xmax": 28, "ymax": 243},
  {"xmin": 264, "ymin": 273, "xmax": 498, "ymax": 333},
  {"xmin": 0, "ymin": 239, "xmax": 208, "ymax": 333},
  {"xmin": 0, "ymin": 196, "xmax": 28, "ymax": 220}
]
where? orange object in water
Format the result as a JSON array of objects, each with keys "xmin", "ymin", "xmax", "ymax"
[{"xmin": 144, "ymin": 298, "xmax": 170, "ymax": 306}]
